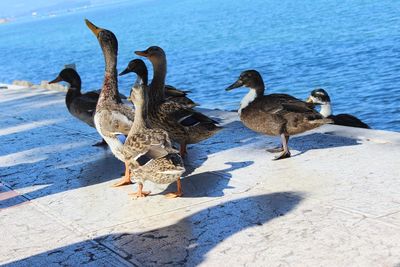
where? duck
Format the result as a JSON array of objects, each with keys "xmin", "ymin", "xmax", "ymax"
[
  {"xmin": 226, "ymin": 70, "xmax": 333, "ymax": 160},
  {"xmin": 135, "ymin": 46, "xmax": 222, "ymax": 157},
  {"xmin": 306, "ymin": 88, "xmax": 370, "ymax": 129},
  {"xmin": 49, "ymin": 68, "xmax": 126, "ymax": 146},
  {"xmin": 122, "ymin": 59, "xmax": 185, "ymax": 198},
  {"xmin": 85, "ymin": 19, "xmax": 135, "ymax": 187},
  {"xmin": 119, "ymin": 59, "xmax": 197, "ymax": 107}
]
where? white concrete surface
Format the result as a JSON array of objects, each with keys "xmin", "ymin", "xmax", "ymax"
[{"xmin": 0, "ymin": 85, "xmax": 399, "ymax": 266}]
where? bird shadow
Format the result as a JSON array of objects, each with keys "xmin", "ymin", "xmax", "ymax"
[
  {"xmin": 183, "ymin": 120, "xmax": 260, "ymax": 175},
  {"xmin": 286, "ymin": 132, "xmax": 361, "ymax": 158},
  {"xmin": 156, "ymin": 160, "xmax": 254, "ymax": 198},
  {"xmin": 185, "ymin": 117, "xmax": 361, "ymax": 165},
  {"xmin": 4, "ymin": 191, "xmax": 303, "ymax": 266}
]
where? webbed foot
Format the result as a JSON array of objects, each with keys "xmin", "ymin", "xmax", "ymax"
[
  {"xmin": 129, "ymin": 183, "xmax": 150, "ymax": 199},
  {"xmin": 266, "ymin": 146, "xmax": 284, "ymax": 153},
  {"xmin": 129, "ymin": 190, "xmax": 151, "ymax": 199},
  {"xmin": 111, "ymin": 161, "xmax": 131, "ymax": 187},
  {"xmin": 112, "ymin": 178, "xmax": 132, "ymax": 187},
  {"xmin": 165, "ymin": 178, "xmax": 183, "ymax": 198},
  {"xmin": 273, "ymin": 151, "xmax": 291, "ymax": 160},
  {"xmin": 164, "ymin": 192, "xmax": 183, "ymax": 198}
]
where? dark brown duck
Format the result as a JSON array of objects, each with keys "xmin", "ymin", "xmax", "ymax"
[
  {"xmin": 49, "ymin": 68, "xmax": 126, "ymax": 146},
  {"xmin": 226, "ymin": 70, "xmax": 332, "ymax": 160}
]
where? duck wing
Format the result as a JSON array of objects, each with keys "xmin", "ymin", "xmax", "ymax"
[
  {"xmin": 70, "ymin": 96, "xmax": 97, "ymax": 115},
  {"xmin": 164, "ymin": 86, "xmax": 197, "ymax": 107},
  {"xmin": 261, "ymin": 94, "xmax": 318, "ymax": 115},
  {"xmin": 159, "ymin": 101, "xmax": 217, "ymax": 126},
  {"xmin": 97, "ymin": 108, "xmax": 134, "ymax": 136},
  {"xmin": 81, "ymin": 91, "xmax": 100, "ymax": 100},
  {"xmin": 174, "ymin": 108, "xmax": 218, "ymax": 127},
  {"xmin": 124, "ymin": 130, "xmax": 173, "ymax": 166},
  {"xmin": 165, "ymin": 85, "xmax": 191, "ymax": 97}
]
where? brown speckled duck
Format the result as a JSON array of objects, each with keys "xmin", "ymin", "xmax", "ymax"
[
  {"xmin": 122, "ymin": 59, "xmax": 185, "ymax": 198},
  {"xmin": 85, "ymin": 19, "xmax": 135, "ymax": 186},
  {"xmin": 135, "ymin": 46, "xmax": 222, "ymax": 156},
  {"xmin": 226, "ymin": 70, "xmax": 333, "ymax": 160},
  {"xmin": 120, "ymin": 59, "xmax": 197, "ymax": 107},
  {"xmin": 306, "ymin": 88, "xmax": 370, "ymax": 129}
]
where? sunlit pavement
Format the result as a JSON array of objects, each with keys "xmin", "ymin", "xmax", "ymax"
[{"xmin": 1, "ymin": 85, "xmax": 399, "ymax": 266}]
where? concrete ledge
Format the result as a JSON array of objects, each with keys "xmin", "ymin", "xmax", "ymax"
[{"xmin": 0, "ymin": 85, "xmax": 399, "ymax": 266}]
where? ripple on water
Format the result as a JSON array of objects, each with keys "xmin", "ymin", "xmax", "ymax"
[{"xmin": 0, "ymin": 0, "xmax": 399, "ymax": 131}]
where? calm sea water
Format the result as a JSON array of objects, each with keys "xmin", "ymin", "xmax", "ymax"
[{"xmin": 0, "ymin": 0, "xmax": 399, "ymax": 131}]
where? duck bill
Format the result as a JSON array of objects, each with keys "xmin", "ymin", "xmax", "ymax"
[
  {"xmin": 48, "ymin": 75, "xmax": 63, "ymax": 84},
  {"xmin": 305, "ymin": 96, "xmax": 313, "ymax": 103},
  {"xmin": 135, "ymin": 50, "xmax": 148, "ymax": 57},
  {"xmin": 225, "ymin": 80, "xmax": 243, "ymax": 91},
  {"xmin": 119, "ymin": 68, "xmax": 130, "ymax": 76},
  {"xmin": 85, "ymin": 19, "xmax": 102, "ymax": 37}
]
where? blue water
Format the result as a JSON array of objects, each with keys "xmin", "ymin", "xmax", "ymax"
[{"xmin": 1, "ymin": 0, "xmax": 399, "ymax": 131}]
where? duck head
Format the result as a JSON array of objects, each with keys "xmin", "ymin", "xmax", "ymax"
[
  {"xmin": 134, "ymin": 46, "xmax": 166, "ymax": 63},
  {"xmin": 85, "ymin": 19, "xmax": 118, "ymax": 70},
  {"xmin": 306, "ymin": 88, "xmax": 331, "ymax": 105},
  {"xmin": 135, "ymin": 46, "xmax": 167, "ymax": 102},
  {"xmin": 119, "ymin": 59, "xmax": 148, "ymax": 85},
  {"xmin": 49, "ymin": 68, "xmax": 81, "ymax": 90},
  {"xmin": 225, "ymin": 70, "xmax": 265, "ymax": 93},
  {"xmin": 226, "ymin": 70, "xmax": 265, "ymax": 114}
]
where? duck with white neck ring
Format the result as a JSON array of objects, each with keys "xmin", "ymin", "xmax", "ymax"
[
  {"xmin": 122, "ymin": 59, "xmax": 185, "ymax": 198},
  {"xmin": 226, "ymin": 70, "xmax": 333, "ymax": 160},
  {"xmin": 306, "ymin": 88, "xmax": 370, "ymax": 129}
]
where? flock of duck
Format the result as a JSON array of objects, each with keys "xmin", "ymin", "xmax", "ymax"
[{"xmin": 48, "ymin": 19, "xmax": 370, "ymax": 198}]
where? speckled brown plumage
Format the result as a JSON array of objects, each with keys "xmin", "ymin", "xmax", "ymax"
[
  {"xmin": 86, "ymin": 19, "xmax": 135, "ymax": 185},
  {"xmin": 134, "ymin": 46, "xmax": 221, "ymax": 155},
  {"xmin": 148, "ymin": 100, "xmax": 220, "ymax": 144},
  {"xmin": 122, "ymin": 60, "xmax": 185, "ymax": 197},
  {"xmin": 164, "ymin": 85, "xmax": 197, "ymax": 107},
  {"xmin": 123, "ymin": 128, "xmax": 185, "ymax": 186}
]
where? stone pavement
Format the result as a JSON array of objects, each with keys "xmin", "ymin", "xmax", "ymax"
[{"xmin": 0, "ymin": 85, "xmax": 399, "ymax": 266}]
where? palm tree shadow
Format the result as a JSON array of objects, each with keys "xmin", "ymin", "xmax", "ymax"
[
  {"xmin": 5, "ymin": 192, "xmax": 303, "ymax": 266},
  {"xmin": 156, "ymin": 161, "xmax": 254, "ymax": 198}
]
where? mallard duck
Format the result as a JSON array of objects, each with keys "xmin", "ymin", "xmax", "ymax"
[
  {"xmin": 49, "ymin": 68, "xmax": 126, "ymax": 146},
  {"xmin": 85, "ymin": 19, "xmax": 135, "ymax": 187},
  {"xmin": 120, "ymin": 59, "xmax": 197, "ymax": 107},
  {"xmin": 306, "ymin": 88, "xmax": 370, "ymax": 129},
  {"xmin": 135, "ymin": 46, "xmax": 222, "ymax": 156},
  {"xmin": 226, "ymin": 70, "xmax": 333, "ymax": 160},
  {"xmin": 122, "ymin": 59, "xmax": 185, "ymax": 198}
]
